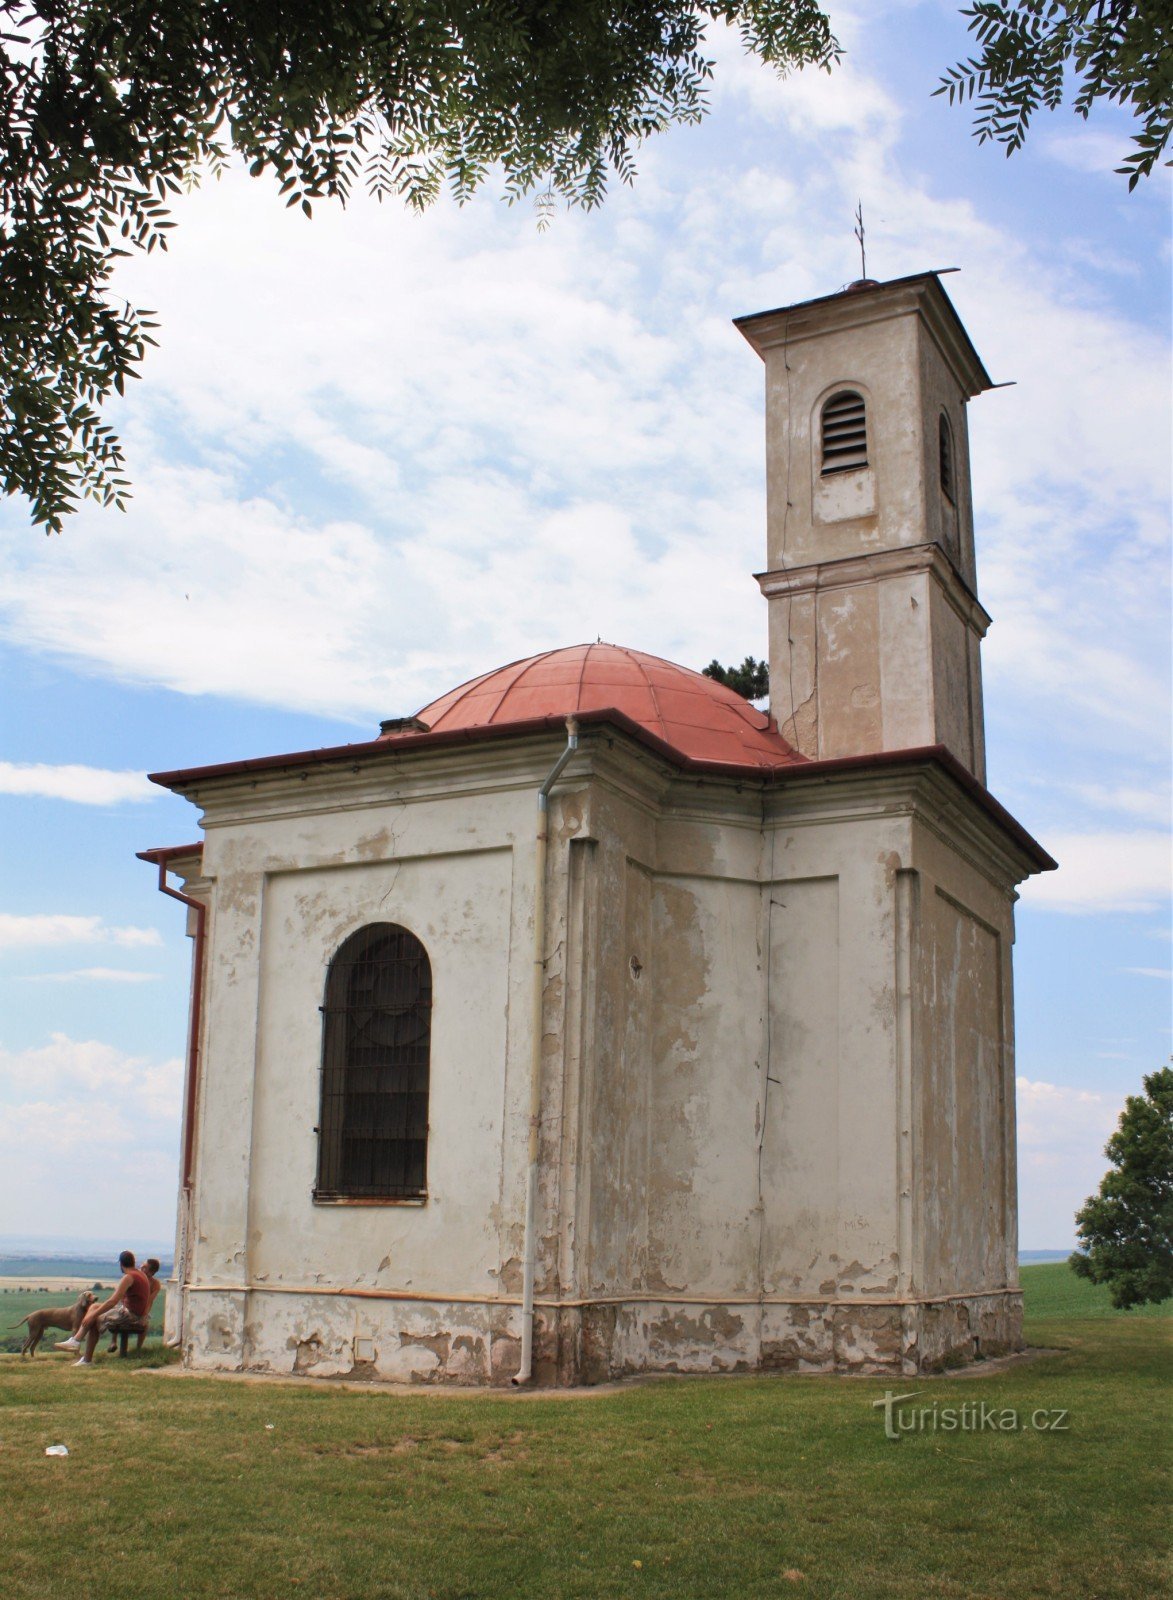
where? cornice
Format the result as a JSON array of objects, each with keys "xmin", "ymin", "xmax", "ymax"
[
  {"xmin": 767, "ymin": 757, "xmax": 1052, "ymax": 889},
  {"xmin": 735, "ymin": 272, "xmax": 994, "ymax": 398},
  {"xmin": 756, "ymin": 540, "xmax": 991, "ymax": 637},
  {"xmin": 150, "ymin": 712, "xmax": 1052, "ymax": 884}
]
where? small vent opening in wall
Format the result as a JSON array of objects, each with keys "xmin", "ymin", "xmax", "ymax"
[{"xmin": 821, "ymin": 390, "xmax": 868, "ymax": 474}]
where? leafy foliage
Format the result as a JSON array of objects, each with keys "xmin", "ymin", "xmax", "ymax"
[
  {"xmin": 937, "ymin": 1, "xmax": 1173, "ymax": 188},
  {"xmin": 0, "ymin": 1, "xmax": 839, "ymax": 532},
  {"xmin": 1070, "ymin": 1065, "xmax": 1173, "ymax": 1310},
  {"xmin": 702, "ymin": 655, "xmax": 770, "ymax": 699}
]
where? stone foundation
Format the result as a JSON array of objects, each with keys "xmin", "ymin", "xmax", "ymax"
[
  {"xmin": 183, "ymin": 1289, "xmax": 522, "ymax": 1385},
  {"xmin": 573, "ymin": 1293, "xmax": 1022, "ymax": 1381},
  {"xmin": 180, "ymin": 1288, "xmax": 1023, "ymax": 1385}
]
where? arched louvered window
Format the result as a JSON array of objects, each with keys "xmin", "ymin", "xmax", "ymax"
[
  {"xmin": 821, "ymin": 390, "xmax": 868, "ymax": 474},
  {"xmin": 939, "ymin": 412, "xmax": 956, "ymax": 503},
  {"xmin": 316, "ymin": 923, "xmax": 432, "ymax": 1200}
]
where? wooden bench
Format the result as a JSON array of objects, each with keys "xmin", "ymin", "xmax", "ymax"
[{"xmin": 106, "ymin": 1318, "xmax": 150, "ymax": 1356}]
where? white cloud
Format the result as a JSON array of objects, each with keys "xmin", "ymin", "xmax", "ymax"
[
  {"xmin": 0, "ymin": 1032, "xmax": 168, "ymax": 1095},
  {"xmin": 1018, "ymin": 830, "xmax": 1171, "ymax": 914},
  {"xmin": 0, "ymin": 148, "xmax": 1163, "ymax": 751},
  {"xmin": 0, "ymin": 914, "xmax": 162, "ymax": 950},
  {"xmin": 17, "ymin": 967, "xmax": 162, "ymax": 984},
  {"xmin": 0, "ymin": 762, "xmax": 156, "ymax": 804},
  {"xmin": 1016, "ymin": 1076, "xmax": 1125, "ymax": 1248},
  {"xmin": 1017, "ymin": 1076, "xmax": 1121, "ymax": 1154},
  {"xmin": 0, "ymin": 1098, "xmax": 133, "ymax": 1156},
  {"xmin": 0, "ymin": 21, "xmax": 1161, "ymax": 773},
  {"xmin": 1122, "ymin": 967, "xmax": 1171, "ymax": 980},
  {"xmin": 1042, "ymin": 130, "xmax": 1130, "ymax": 176},
  {"xmin": 1064, "ymin": 783, "xmax": 1171, "ymax": 827},
  {"xmin": 0, "ymin": 1035, "xmax": 182, "ymax": 1237},
  {"xmin": 709, "ymin": 22, "xmax": 899, "ymax": 141}
]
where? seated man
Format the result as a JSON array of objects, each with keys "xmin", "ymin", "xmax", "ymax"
[
  {"xmin": 107, "ymin": 1258, "xmax": 162, "ymax": 1355},
  {"xmin": 57, "ymin": 1250, "xmax": 151, "ymax": 1366}
]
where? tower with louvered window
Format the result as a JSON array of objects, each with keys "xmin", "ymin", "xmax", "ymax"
[{"xmin": 737, "ymin": 272, "xmax": 994, "ymax": 781}]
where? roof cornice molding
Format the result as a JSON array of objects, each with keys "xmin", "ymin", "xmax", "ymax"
[
  {"xmin": 735, "ymin": 272, "xmax": 994, "ymax": 400},
  {"xmin": 756, "ymin": 540, "xmax": 992, "ymax": 637},
  {"xmin": 149, "ymin": 714, "xmax": 1051, "ymax": 879},
  {"xmin": 768, "ymin": 753, "xmax": 1054, "ymax": 884}
]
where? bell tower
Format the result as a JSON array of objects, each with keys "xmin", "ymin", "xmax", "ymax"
[{"xmin": 736, "ymin": 272, "xmax": 995, "ymax": 781}]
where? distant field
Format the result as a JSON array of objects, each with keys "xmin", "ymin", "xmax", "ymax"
[
  {"xmin": 1020, "ymin": 1261, "xmax": 1171, "ymax": 1322},
  {"xmin": 0, "ymin": 1256, "xmax": 172, "ymax": 1281},
  {"xmin": 2, "ymin": 1287, "xmax": 166, "ymax": 1353}
]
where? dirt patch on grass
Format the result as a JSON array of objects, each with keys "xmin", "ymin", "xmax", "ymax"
[
  {"xmin": 936, "ymin": 1347, "xmax": 1063, "ymax": 1380},
  {"xmin": 134, "ymin": 1366, "xmax": 643, "ymax": 1399}
]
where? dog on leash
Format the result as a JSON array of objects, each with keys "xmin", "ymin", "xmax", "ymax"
[{"xmin": 11, "ymin": 1290, "xmax": 97, "ymax": 1356}]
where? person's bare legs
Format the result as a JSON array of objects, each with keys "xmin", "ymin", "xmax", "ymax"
[{"xmin": 72, "ymin": 1323, "xmax": 101, "ymax": 1366}]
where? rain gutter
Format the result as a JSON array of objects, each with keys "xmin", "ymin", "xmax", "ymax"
[
  {"xmin": 513, "ymin": 717, "xmax": 579, "ymax": 1384},
  {"xmin": 137, "ymin": 843, "xmax": 206, "ymax": 1327}
]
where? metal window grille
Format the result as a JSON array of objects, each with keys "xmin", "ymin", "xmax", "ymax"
[
  {"xmin": 821, "ymin": 390, "xmax": 868, "ymax": 474},
  {"xmin": 939, "ymin": 412, "xmax": 956, "ymax": 503},
  {"xmin": 316, "ymin": 923, "xmax": 432, "ymax": 1199}
]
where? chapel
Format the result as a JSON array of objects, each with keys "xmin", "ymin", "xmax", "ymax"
[{"xmin": 142, "ymin": 270, "xmax": 1054, "ymax": 1384}]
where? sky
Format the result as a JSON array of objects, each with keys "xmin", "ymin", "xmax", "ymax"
[{"xmin": 0, "ymin": 2, "xmax": 1169, "ymax": 1255}]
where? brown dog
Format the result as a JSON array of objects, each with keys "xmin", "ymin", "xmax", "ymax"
[{"xmin": 12, "ymin": 1290, "xmax": 96, "ymax": 1357}]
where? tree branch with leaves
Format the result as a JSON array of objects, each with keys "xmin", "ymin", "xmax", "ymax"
[
  {"xmin": 0, "ymin": 0, "xmax": 839, "ymax": 532},
  {"xmin": 937, "ymin": 1, "xmax": 1172, "ymax": 187}
]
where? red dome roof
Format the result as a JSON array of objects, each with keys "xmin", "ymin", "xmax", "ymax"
[{"xmin": 409, "ymin": 644, "xmax": 802, "ymax": 770}]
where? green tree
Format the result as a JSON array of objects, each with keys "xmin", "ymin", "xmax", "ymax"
[
  {"xmin": 702, "ymin": 656, "xmax": 770, "ymax": 700},
  {"xmin": 1070, "ymin": 1065, "xmax": 1173, "ymax": 1310},
  {"xmin": 0, "ymin": 0, "xmax": 839, "ymax": 533},
  {"xmin": 938, "ymin": 1, "xmax": 1172, "ymax": 188}
]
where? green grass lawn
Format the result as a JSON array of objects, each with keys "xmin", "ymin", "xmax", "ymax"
[
  {"xmin": 1018, "ymin": 1261, "xmax": 1169, "ymax": 1320},
  {"xmin": 0, "ymin": 1266, "xmax": 1168, "ymax": 1600}
]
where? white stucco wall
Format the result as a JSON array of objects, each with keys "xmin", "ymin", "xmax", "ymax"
[{"xmin": 166, "ymin": 727, "xmax": 1036, "ymax": 1383}]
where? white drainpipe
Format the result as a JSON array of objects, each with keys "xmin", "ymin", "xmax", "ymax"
[{"xmin": 513, "ymin": 716, "xmax": 579, "ymax": 1384}]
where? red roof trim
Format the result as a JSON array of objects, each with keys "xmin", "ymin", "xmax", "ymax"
[
  {"xmin": 136, "ymin": 842, "xmax": 204, "ymax": 866},
  {"xmin": 148, "ymin": 707, "xmax": 799, "ymax": 789},
  {"xmin": 148, "ymin": 716, "xmax": 1053, "ymax": 872}
]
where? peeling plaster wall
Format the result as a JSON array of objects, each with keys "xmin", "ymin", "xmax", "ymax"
[
  {"xmin": 182, "ymin": 755, "xmax": 558, "ymax": 1381},
  {"xmin": 561, "ymin": 759, "xmax": 1027, "ymax": 1380},
  {"xmin": 248, "ymin": 848, "xmax": 513, "ymax": 1292},
  {"xmin": 910, "ymin": 815, "xmax": 1020, "ymax": 1311},
  {"xmin": 647, "ymin": 872, "xmax": 763, "ymax": 1297},
  {"xmin": 175, "ymin": 733, "xmax": 1028, "ymax": 1384}
]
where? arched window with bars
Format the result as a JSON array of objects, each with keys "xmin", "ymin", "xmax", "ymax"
[
  {"xmin": 820, "ymin": 389, "xmax": 868, "ymax": 474},
  {"xmin": 316, "ymin": 923, "xmax": 432, "ymax": 1200}
]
